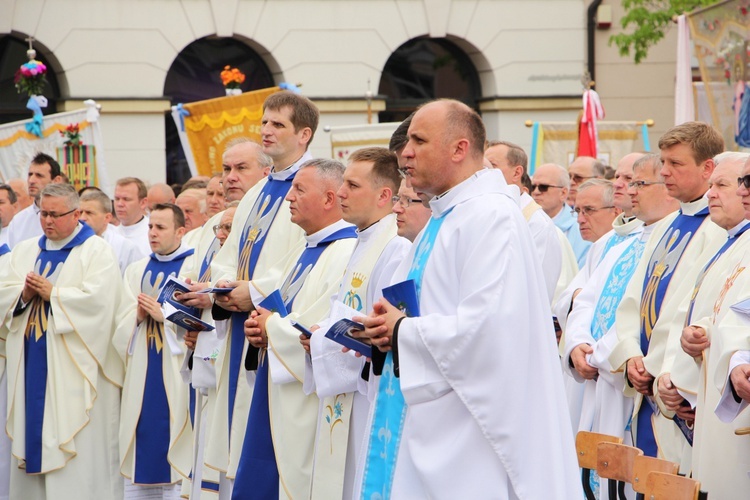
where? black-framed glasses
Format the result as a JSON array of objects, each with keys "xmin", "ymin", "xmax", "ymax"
[
  {"xmin": 738, "ymin": 175, "xmax": 750, "ymax": 189},
  {"xmin": 39, "ymin": 208, "xmax": 77, "ymax": 219},
  {"xmin": 571, "ymin": 206, "xmax": 614, "ymax": 217},
  {"xmin": 531, "ymin": 183, "xmax": 564, "ymax": 193},
  {"xmin": 627, "ymin": 180, "xmax": 665, "ymax": 190},
  {"xmin": 212, "ymin": 223, "xmax": 232, "ymax": 235},
  {"xmin": 391, "ymin": 195, "xmax": 421, "ymax": 208}
]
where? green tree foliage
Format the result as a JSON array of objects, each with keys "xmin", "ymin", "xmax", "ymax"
[{"xmin": 609, "ymin": 0, "xmax": 720, "ymax": 63}]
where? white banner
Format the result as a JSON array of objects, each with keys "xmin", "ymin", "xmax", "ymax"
[{"xmin": 328, "ymin": 122, "xmax": 400, "ymax": 163}]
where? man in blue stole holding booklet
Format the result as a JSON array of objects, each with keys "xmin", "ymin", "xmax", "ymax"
[
  {"xmin": 356, "ymin": 99, "xmax": 581, "ymax": 499},
  {"xmin": 209, "ymin": 91, "xmax": 318, "ymax": 492},
  {"xmin": 114, "ymin": 203, "xmax": 195, "ymax": 498},
  {"xmin": 0, "ymin": 183, "xmax": 124, "ymax": 499},
  {"xmin": 235, "ymin": 159, "xmax": 357, "ymax": 499}
]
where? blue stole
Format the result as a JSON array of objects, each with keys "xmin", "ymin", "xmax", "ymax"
[
  {"xmin": 685, "ymin": 223, "xmax": 750, "ymax": 325},
  {"xmin": 360, "ymin": 208, "xmax": 453, "ymax": 500},
  {"xmin": 228, "ymin": 174, "xmax": 296, "ymax": 432},
  {"xmin": 24, "ymin": 224, "xmax": 95, "ymax": 474},
  {"xmin": 598, "ymin": 228, "xmax": 637, "ymax": 265},
  {"xmin": 0, "ymin": 243, "xmax": 9, "ymax": 256},
  {"xmin": 232, "ymin": 225, "xmax": 357, "ymax": 500},
  {"xmin": 591, "ymin": 238, "xmax": 646, "ymax": 341},
  {"xmin": 199, "ymin": 236, "xmax": 221, "ymax": 283},
  {"xmin": 636, "ymin": 207, "xmax": 708, "ymax": 458},
  {"xmin": 134, "ymin": 247, "xmax": 195, "ymax": 485}
]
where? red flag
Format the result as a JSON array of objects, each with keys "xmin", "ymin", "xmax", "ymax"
[{"xmin": 578, "ymin": 89, "xmax": 604, "ymax": 157}]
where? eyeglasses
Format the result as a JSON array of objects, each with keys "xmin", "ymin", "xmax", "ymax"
[
  {"xmin": 738, "ymin": 175, "xmax": 750, "ymax": 189},
  {"xmin": 391, "ymin": 195, "xmax": 422, "ymax": 208},
  {"xmin": 571, "ymin": 206, "xmax": 615, "ymax": 217},
  {"xmin": 212, "ymin": 223, "xmax": 232, "ymax": 235},
  {"xmin": 531, "ymin": 183, "xmax": 564, "ymax": 193},
  {"xmin": 39, "ymin": 208, "xmax": 77, "ymax": 219},
  {"xmin": 627, "ymin": 180, "xmax": 665, "ymax": 190},
  {"xmin": 570, "ymin": 174, "xmax": 595, "ymax": 184}
]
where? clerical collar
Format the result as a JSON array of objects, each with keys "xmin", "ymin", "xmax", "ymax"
[
  {"xmin": 356, "ymin": 214, "xmax": 396, "ymax": 243},
  {"xmin": 429, "ymin": 168, "xmax": 503, "ymax": 218},
  {"xmin": 152, "ymin": 242, "xmax": 192, "ymax": 262},
  {"xmin": 679, "ymin": 195, "xmax": 708, "ymax": 216},
  {"xmin": 305, "ymin": 219, "xmax": 354, "ymax": 247},
  {"xmin": 269, "ymin": 151, "xmax": 313, "ymax": 181},
  {"xmin": 45, "ymin": 223, "xmax": 83, "ymax": 250},
  {"xmin": 727, "ymin": 219, "xmax": 750, "ymax": 238},
  {"xmin": 612, "ymin": 212, "xmax": 643, "ymax": 236}
]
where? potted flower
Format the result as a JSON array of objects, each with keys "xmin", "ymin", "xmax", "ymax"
[{"xmin": 221, "ymin": 65, "xmax": 245, "ymax": 96}]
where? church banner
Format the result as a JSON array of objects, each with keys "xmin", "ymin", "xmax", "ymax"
[
  {"xmin": 173, "ymin": 87, "xmax": 281, "ymax": 177},
  {"xmin": 329, "ymin": 122, "xmax": 400, "ymax": 163},
  {"xmin": 529, "ymin": 121, "xmax": 645, "ymax": 168},
  {"xmin": 0, "ymin": 100, "xmax": 110, "ymax": 193}
]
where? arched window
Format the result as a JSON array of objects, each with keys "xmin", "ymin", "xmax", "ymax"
[
  {"xmin": 0, "ymin": 35, "xmax": 61, "ymax": 124},
  {"xmin": 164, "ymin": 37, "xmax": 274, "ymax": 184},
  {"xmin": 378, "ymin": 37, "xmax": 481, "ymax": 123}
]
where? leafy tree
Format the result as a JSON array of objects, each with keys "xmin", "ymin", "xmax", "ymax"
[{"xmin": 609, "ymin": 0, "xmax": 720, "ymax": 63}]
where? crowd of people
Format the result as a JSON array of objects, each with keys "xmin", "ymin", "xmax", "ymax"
[{"xmin": 0, "ymin": 89, "xmax": 745, "ymax": 499}]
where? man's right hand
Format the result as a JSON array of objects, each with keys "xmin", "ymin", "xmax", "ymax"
[
  {"xmin": 681, "ymin": 325, "xmax": 709, "ymax": 358},
  {"xmin": 177, "ymin": 279, "xmax": 213, "ymax": 309},
  {"xmin": 730, "ymin": 364, "xmax": 750, "ymax": 402},
  {"xmin": 570, "ymin": 344, "xmax": 598, "ymax": 380},
  {"xmin": 626, "ymin": 356, "xmax": 654, "ymax": 395}
]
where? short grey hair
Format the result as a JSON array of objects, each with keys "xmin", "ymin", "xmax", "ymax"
[
  {"xmin": 578, "ymin": 178, "xmax": 614, "ymax": 207},
  {"xmin": 714, "ymin": 151, "xmax": 750, "ymax": 166},
  {"xmin": 41, "ymin": 183, "xmax": 79, "ymax": 210},
  {"xmin": 633, "ymin": 153, "xmax": 663, "ymax": 177},
  {"xmin": 299, "ymin": 158, "xmax": 346, "ymax": 187},
  {"xmin": 222, "ymin": 139, "xmax": 273, "ymax": 170},
  {"xmin": 540, "ymin": 163, "xmax": 570, "ymax": 189},
  {"xmin": 80, "ymin": 189, "xmax": 113, "ymax": 214},
  {"xmin": 178, "ymin": 188, "xmax": 207, "ymax": 214}
]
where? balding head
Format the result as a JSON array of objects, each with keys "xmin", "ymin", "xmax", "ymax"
[
  {"xmin": 147, "ymin": 183, "xmax": 176, "ymax": 211},
  {"xmin": 612, "ymin": 152, "xmax": 646, "ymax": 215},
  {"xmin": 707, "ymin": 152, "xmax": 749, "ymax": 230},
  {"xmin": 176, "ymin": 189, "xmax": 208, "ymax": 231},
  {"xmin": 568, "ymin": 156, "xmax": 606, "ymax": 206},
  {"xmin": 531, "ymin": 163, "xmax": 569, "ymax": 218}
]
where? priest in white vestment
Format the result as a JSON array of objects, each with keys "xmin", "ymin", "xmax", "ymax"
[
  {"xmin": 304, "ymin": 148, "xmax": 410, "ymax": 500},
  {"xmin": 671, "ymin": 153, "xmax": 750, "ymax": 496},
  {"xmin": 6, "ymin": 153, "xmax": 63, "ymax": 249},
  {"xmin": 0, "ymin": 183, "xmax": 123, "ymax": 500},
  {"xmin": 237, "ymin": 159, "xmax": 358, "ymax": 499},
  {"xmin": 609, "ymin": 122, "xmax": 726, "ymax": 468},
  {"xmin": 113, "ymin": 177, "xmax": 151, "ymax": 259},
  {"xmin": 357, "ymin": 100, "xmax": 581, "ymax": 499},
  {"xmin": 79, "ymin": 189, "xmax": 140, "ymax": 274},
  {"xmin": 114, "ymin": 204, "xmax": 195, "ymax": 499},
  {"xmin": 0, "ymin": 243, "xmax": 13, "ymax": 500},
  {"xmin": 209, "ymin": 93, "xmax": 318, "ymax": 485},
  {"xmin": 563, "ymin": 154, "xmax": 678, "ymax": 496}
]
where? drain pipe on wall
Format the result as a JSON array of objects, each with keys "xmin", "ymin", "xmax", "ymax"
[{"xmin": 586, "ymin": 0, "xmax": 603, "ymax": 86}]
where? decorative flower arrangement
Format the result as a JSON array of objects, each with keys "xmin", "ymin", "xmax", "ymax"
[
  {"xmin": 14, "ymin": 59, "xmax": 47, "ymax": 97},
  {"xmin": 220, "ymin": 65, "xmax": 245, "ymax": 89},
  {"xmin": 60, "ymin": 123, "xmax": 82, "ymax": 147}
]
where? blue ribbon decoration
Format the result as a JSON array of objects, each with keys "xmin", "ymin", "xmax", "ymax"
[
  {"xmin": 176, "ymin": 103, "xmax": 190, "ymax": 132},
  {"xmin": 279, "ymin": 82, "xmax": 300, "ymax": 93},
  {"xmin": 25, "ymin": 97, "xmax": 44, "ymax": 138},
  {"xmin": 529, "ymin": 121, "xmax": 540, "ymax": 175},
  {"xmin": 642, "ymin": 123, "xmax": 651, "ymax": 152}
]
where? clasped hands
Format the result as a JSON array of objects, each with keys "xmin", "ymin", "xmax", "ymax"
[{"xmin": 22, "ymin": 272, "xmax": 53, "ymax": 303}]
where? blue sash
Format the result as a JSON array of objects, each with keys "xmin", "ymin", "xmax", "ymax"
[
  {"xmin": 636, "ymin": 208, "xmax": 708, "ymax": 458},
  {"xmin": 591, "ymin": 238, "xmax": 646, "ymax": 341},
  {"xmin": 360, "ymin": 208, "xmax": 453, "ymax": 500},
  {"xmin": 228, "ymin": 175, "xmax": 296, "ymax": 432},
  {"xmin": 134, "ymin": 248, "xmax": 194, "ymax": 484},
  {"xmin": 198, "ymin": 236, "xmax": 221, "ymax": 283},
  {"xmin": 232, "ymin": 225, "xmax": 357, "ymax": 500},
  {"xmin": 24, "ymin": 224, "xmax": 95, "ymax": 473},
  {"xmin": 0, "ymin": 243, "xmax": 9, "ymax": 256},
  {"xmin": 598, "ymin": 230, "xmax": 636, "ymax": 264}
]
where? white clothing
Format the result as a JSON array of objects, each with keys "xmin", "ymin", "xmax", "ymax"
[
  {"xmin": 103, "ymin": 226, "xmax": 142, "ymax": 274},
  {"xmin": 6, "ymin": 202, "xmax": 41, "ymax": 249},
  {"xmin": 113, "ymin": 216, "xmax": 151, "ymax": 259},
  {"xmin": 520, "ymin": 193, "xmax": 562, "ymax": 302},
  {"xmin": 389, "ymin": 169, "xmax": 581, "ymax": 499}
]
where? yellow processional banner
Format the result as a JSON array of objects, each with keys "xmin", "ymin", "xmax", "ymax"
[{"xmin": 181, "ymin": 87, "xmax": 281, "ymax": 176}]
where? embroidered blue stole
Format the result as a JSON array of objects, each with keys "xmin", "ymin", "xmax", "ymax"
[
  {"xmin": 598, "ymin": 230, "xmax": 634, "ymax": 264},
  {"xmin": 24, "ymin": 224, "xmax": 95, "ymax": 474},
  {"xmin": 685, "ymin": 223, "xmax": 750, "ymax": 325},
  {"xmin": 228, "ymin": 174, "xmax": 296, "ymax": 432},
  {"xmin": 636, "ymin": 208, "xmax": 708, "ymax": 458},
  {"xmin": 233, "ymin": 225, "xmax": 357, "ymax": 500},
  {"xmin": 591, "ymin": 238, "xmax": 646, "ymax": 342},
  {"xmin": 199, "ymin": 236, "xmax": 221, "ymax": 283},
  {"xmin": 134, "ymin": 248, "xmax": 195, "ymax": 485},
  {"xmin": 360, "ymin": 208, "xmax": 453, "ymax": 500}
]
